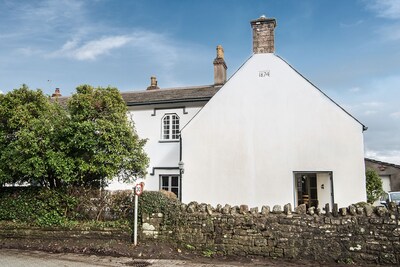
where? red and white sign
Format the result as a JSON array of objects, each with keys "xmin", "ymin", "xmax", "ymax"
[{"xmin": 134, "ymin": 182, "xmax": 144, "ymax": 196}]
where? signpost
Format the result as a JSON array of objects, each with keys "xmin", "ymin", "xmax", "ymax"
[{"xmin": 133, "ymin": 182, "xmax": 144, "ymax": 246}]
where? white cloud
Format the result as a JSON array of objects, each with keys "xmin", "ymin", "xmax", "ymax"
[
  {"xmin": 349, "ymin": 87, "xmax": 361, "ymax": 93},
  {"xmin": 364, "ymin": 110, "xmax": 378, "ymax": 115},
  {"xmin": 0, "ymin": 90, "xmax": 3, "ymax": 94},
  {"xmin": 390, "ymin": 111, "xmax": 400, "ymax": 118},
  {"xmin": 366, "ymin": 0, "xmax": 400, "ymax": 19},
  {"xmin": 16, "ymin": 47, "xmax": 43, "ymax": 56},
  {"xmin": 366, "ymin": 150, "xmax": 400, "ymax": 165},
  {"xmin": 362, "ymin": 102, "xmax": 384, "ymax": 107},
  {"xmin": 340, "ymin": 20, "xmax": 363, "ymax": 28},
  {"xmin": 51, "ymin": 35, "xmax": 132, "ymax": 60},
  {"xmin": 378, "ymin": 23, "xmax": 400, "ymax": 41}
]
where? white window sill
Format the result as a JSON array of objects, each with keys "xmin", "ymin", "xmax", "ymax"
[{"xmin": 159, "ymin": 140, "xmax": 180, "ymax": 143}]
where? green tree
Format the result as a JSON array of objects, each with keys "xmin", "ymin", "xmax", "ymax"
[
  {"xmin": 0, "ymin": 85, "xmax": 74, "ymax": 187},
  {"xmin": 66, "ymin": 85, "xmax": 148, "ymax": 187},
  {"xmin": 366, "ymin": 168, "xmax": 384, "ymax": 204},
  {"xmin": 0, "ymin": 84, "xmax": 148, "ymax": 188}
]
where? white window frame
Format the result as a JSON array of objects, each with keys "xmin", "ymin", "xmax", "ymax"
[
  {"xmin": 160, "ymin": 175, "xmax": 181, "ymax": 199},
  {"xmin": 161, "ymin": 113, "xmax": 180, "ymax": 140}
]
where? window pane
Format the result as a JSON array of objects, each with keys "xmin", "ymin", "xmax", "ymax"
[
  {"xmin": 162, "ymin": 176, "xmax": 169, "ymax": 187},
  {"xmin": 171, "ymin": 176, "xmax": 179, "ymax": 186},
  {"xmin": 171, "ymin": 188, "xmax": 179, "ymax": 197}
]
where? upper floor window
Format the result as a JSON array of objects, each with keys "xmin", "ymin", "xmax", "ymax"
[{"xmin": 162, "ymin": 114, "xmax": 180, "ymax": 140}]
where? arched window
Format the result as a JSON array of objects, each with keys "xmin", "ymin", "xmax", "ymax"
[{"xmin": 162, "ymin": 114, "xmax": 180, "ymax": 140}]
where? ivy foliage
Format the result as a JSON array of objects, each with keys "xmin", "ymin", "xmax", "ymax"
[
  {"xmin": 137, "ymin": 191, "xmax": 182, "ymax": 226},
  {"xmin": 0, "ymin": 187, "xmax": 134, "ymax": 228},
  {"xmin": 0, "ymin": 85, "xmax": 148, "ymax": 188},
  {"xmin": 0, "ymin": 187, "xmax": 77, "ymax": 226},
  {"xmin": 366, "ymin": 168, "xmax": 384, "ymax": 204}
]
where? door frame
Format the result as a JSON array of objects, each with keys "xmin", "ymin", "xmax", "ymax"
[{"xmin": 293, "ymin": 171, "xmax": 334, "ymax": 208}]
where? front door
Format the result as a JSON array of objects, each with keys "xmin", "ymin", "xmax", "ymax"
[{"xmin": 295, "ymin": 173, "xmax": 318, "ymax": 208}]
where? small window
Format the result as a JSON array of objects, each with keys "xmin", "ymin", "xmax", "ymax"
[
  {"xmin": 160, "ymin": 175, "xmax": 180, "ymax": 199},
  {"xmin": 162, "ymin": 114, "xmax": 180, "ymax": 140}
]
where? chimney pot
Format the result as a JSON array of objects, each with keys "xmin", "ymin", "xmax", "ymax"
[
  {"xmin": 250, "ymin": 15, "xmax": 277, "ymax": 54},
  {"xmin": 51, "ymin": 88, "xmax": 62, "ymax": 97},
  {"xmin": 147, "ymin": 76, "xmax": 160, "ymax": 90},
  {"xmin": 213, "ymin": 45, "xmax": 227, "ymax": 86}
]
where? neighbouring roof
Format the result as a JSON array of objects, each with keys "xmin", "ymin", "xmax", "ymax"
[
  {"xmin": 365, "ymin": 158, "xmax": 400, "ymax": 169},
  {"xmin": 51, "ymin": 85, "xmax": 220, "ymax": 107},
  {"xmin": 122, "ymin": 85, "xmax": 220, "ymax": 106}
]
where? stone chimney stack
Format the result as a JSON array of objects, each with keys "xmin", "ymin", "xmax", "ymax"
[
  {"xmin": 213, "ymin": 45, "xmax": 227, "ymax": 86},
  {"xmin": 250, "ymin": 15, "xmax": 277, "ymax": 54},
  {"xmin": 52, "ymin": 88, "xmax": 62, "ymax": 97},
  {"xmin": 147, "ymin": 76, "xmax": 160, "ymax": 90}
]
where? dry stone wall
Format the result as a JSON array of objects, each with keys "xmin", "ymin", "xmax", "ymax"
[{"xmin": 141, "ymin": 202, "xmax": 400, "ymax": 265}]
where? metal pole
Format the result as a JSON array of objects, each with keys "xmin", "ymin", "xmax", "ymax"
[{"xmin": 134, "ymin": 193, "xmax": 138, "ymax": 246}]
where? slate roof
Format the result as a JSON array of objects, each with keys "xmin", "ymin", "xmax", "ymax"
[
  {"xmin": 365, "ymin": 158, "xmax": 400, "ymax": 169},
  {"xmin": 121, "ymin": 85, "xmax": 220, "ymax": 106},
  {"xmin": 51, "ymin": 85, "xmax": 220, "ymax": 107}
]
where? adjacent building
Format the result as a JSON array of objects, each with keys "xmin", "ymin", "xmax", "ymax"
[{"xmin": 365, "ymin": 158, "xmax": 400, "ymax": 192}]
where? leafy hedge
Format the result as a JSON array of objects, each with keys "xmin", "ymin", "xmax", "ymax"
[
  {"xmin": 0, "ymin": 187, "xmax": 181, "ymax": 228},
  {"xmin": 0, "ymin": 187, "xmax": 77, "ymax": 226},
  {"xmin": 138, "ymin": 190, "xmax": 181, "ymax": 226}
]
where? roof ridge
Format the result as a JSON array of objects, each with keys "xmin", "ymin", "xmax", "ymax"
[{"xmin": 121, "ymin": 84, "xmax": 219, "ymax": 94}]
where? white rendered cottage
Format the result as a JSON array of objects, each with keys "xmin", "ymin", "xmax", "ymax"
[{"xmin": 102, "ymin": 16, "xmax": 367, "ymax": 208}]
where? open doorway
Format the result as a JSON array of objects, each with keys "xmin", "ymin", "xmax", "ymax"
[
  {"xmin": 295, "ymin": 173, "xmax": 318, "ymax": 207},
  {"xmin": 294, "ymin": 172, "xmax": 333, "ymax": 208}
]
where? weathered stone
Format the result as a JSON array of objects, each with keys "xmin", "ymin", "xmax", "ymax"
[
  {"xmin": 272, "ymin": 205, "xmax": 282, "ymax": 213},
  {"xmin": 348, "ymin": 205, "xmax": 357, "ymax": 215},
  {"xmin": 240, "ymin": 205, "xmax": 249, "ymax": 214},
  {"xmin": 142, "ymin": 222, "xmax": 156, "ymax": 231},
  {"xmin": 250, "ymin": 207, "xmax": 259, "ymax": 214},
  {"xmin": 199, "ymin": 203, "xmax": 207, "ymax": 213},
  {"xmin": 315, "ymin": 208, "xmax": 321, "ymax": 215},
  {"xmin": 376, "ymin": 206, "xmax": 387, "ymax": 217},
  {"xmin": 216, "ymin": 204, "xmax": 222, "ymax": 212},
  {"xmin": 364, "ymin": 205, "xmax": 373, "ymax": 217},
  {"xmin": 295, "ymin": 204, "xmax": 307, "ymax": 214},
  {"xmin": 136, "ymin": 199, "xmax": 400, "ymax": 265},
  {"xmin": 388, "ymin": 201, "xmax": 397, "ymax": 212},
  {"xmin": 187, "ymin": 204, "xmax": 195, "ymax": 213},
  {"xmin": 180, "ymin": 204, "xmax": 187, "ymax": 212},
  {"xmin": 231, "ymin": 206, "xmax": 239, "ymax": 214},
  {"xmin": 307, "ymin": 206, "xmax": 315, "ymax": 215},
  {"xmin": 261, "ymin": 206, "xmax": 270, "ymax": 215},
  {"xmin": 206, "ymin": 204, "xmax": 213, "ymax": 215},
  {"xmin": 356, "ymin": 207, "xmax": 364, "ymax": 215},
  {"xmin": 283, "ymin": 203, "xmax": 292, "ymax": 215},
  {"xmin": 222, "ymin": 204, "xmax": 231, "ymax": 214},
  {"xmin": 332, "ymin": 203, "xmax": 338, "ymax": 217},
  {"xmin": 324, "ymin": 203, "xmax": 330, "ymax": 214},
  {"xmin": 340, "ymin": 208, "xmax": 347, "ymax": 216},
  {"xmin": 392, "ymin": 228, "xmax": 400, "ymax": 237}
]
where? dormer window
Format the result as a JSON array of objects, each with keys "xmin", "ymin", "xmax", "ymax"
[{"xmin": 162, "ymin": 114, "xmax": 180, "ymax": 140}]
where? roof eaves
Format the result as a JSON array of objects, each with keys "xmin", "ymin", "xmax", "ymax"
[
  {"xmin": 126, "ymin": 97, "xmax": 214, "ymax": 106},
  {"xmin": 276, "ymin": 54, "xmax": 367, "ymax": 132}
]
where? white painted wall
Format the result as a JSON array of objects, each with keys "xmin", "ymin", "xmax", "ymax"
[
  {"xmin": 380, "ymin": 175, "xmax": 391, "ymax": 192},
  {"xmin": 106, "ymin": 103, "xmax": 204, "ymax": 191},
  {"xmin": 316, "ymin": 172, "xmax": 332, "ymax": 207},
  {"xmin": 181, "ymin": 53, "xmax": 366, "ymax": 208}
]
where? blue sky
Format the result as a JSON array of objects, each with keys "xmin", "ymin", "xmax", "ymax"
[{"xmin": 0, "ymin": 0, "xmax": 399, "ymax": 164}]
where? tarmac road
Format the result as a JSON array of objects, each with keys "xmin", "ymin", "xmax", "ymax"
[
  {"xmin": 0, "ymin": 248, "xmax": 298, "ymax": 267},
  {"xmin": 0, "ymin": 248, "xmax": 388, "ymax": 267}
]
